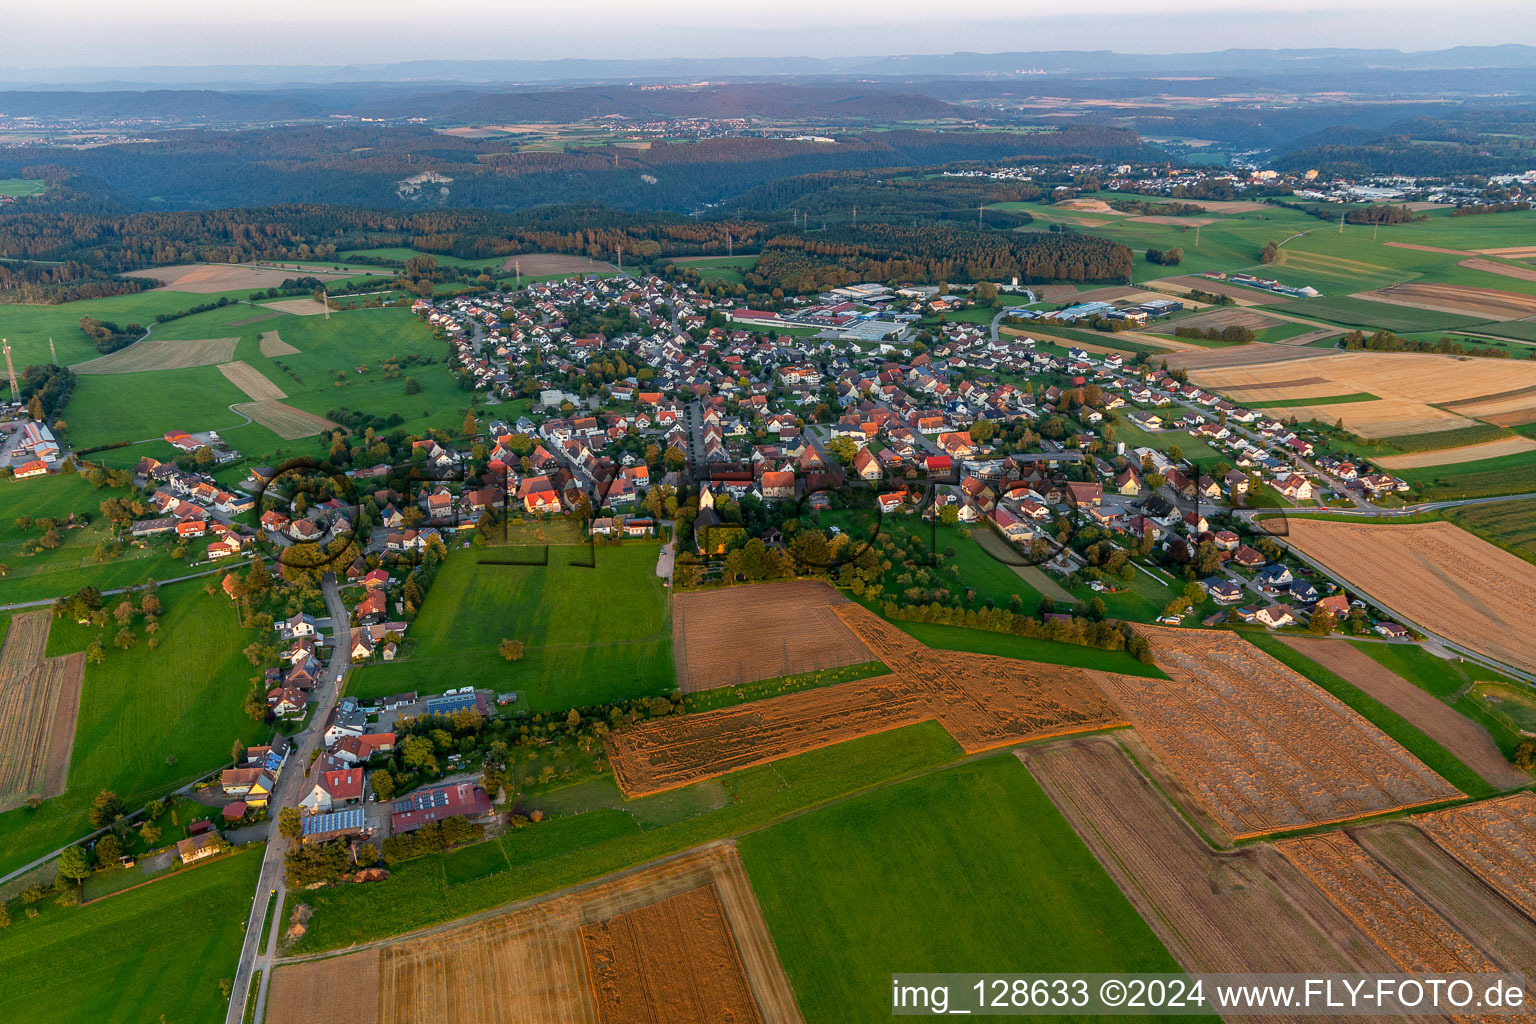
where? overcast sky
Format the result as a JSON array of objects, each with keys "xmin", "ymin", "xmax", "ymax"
[{"xmin": 2, "ymin": 0, "xmax": 1533, "ymax": 70}]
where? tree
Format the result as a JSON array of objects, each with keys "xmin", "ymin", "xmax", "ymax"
[
  {"xmin": 1514, "ymin": 739, "xmax": 1536, "ymax": 772},
  {"xmin": 369, "ymin": 768, "xmax": 396, "ymax": 801},
  {"xmin": 938, "ymin": 504, "xmax": 960, "ymax": 526},
  {"xmin": 498, "ymin": 637, "xmax": 525, "ymax": 662},
  {"xmin": 95, "ymin": 834, "xmax": 123, "ymax": 865},
  {"xmin": 463, "ymin": 410, "xmax": 478, "ymax": 437},
  {"xmin": 89, "ymin": 790, "xmax": 123, "ymax": 830},
  {"xmin": 1260, "ymin": 240, "xmax": 1280, "ymax": 264},
  {"xmin": 1309, "ymin": 606, "xmax": 1336, "ymax": 635},
  {"xmin": 824, "ymin": 436, "xmax": 858, "ymax": 465},
  {"xmin": 403, "ymin": 376, "xmax": 422, "ymax": 395},
  {"xmin": 57, "ymin": 845, "xmax": 94, "ymax": 890},
  {"xmin": 278, "ymin": 807, "xmax": 303, "ymax": 841},
  {"xmin": 663, "ymin": 446, "xmax": 687, "ymax": 472}
]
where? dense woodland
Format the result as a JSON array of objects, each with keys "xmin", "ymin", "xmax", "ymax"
[
  {"xmin": 0, "ymin": 259, "xmax": 152, "ymax": 304},
  {"xmin": 747, "ymin": 224, "xmax": 1132, "ymax": 291}
]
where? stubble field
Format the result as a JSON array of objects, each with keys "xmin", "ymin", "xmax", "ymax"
[
  {"xmin": 71, "ymin": 336, "xmax": 239, "ymax": 374},
  {"xmin": 608, "ymin": 602, "xmax": 1123, "ymax": 797},
  {"xmin": 671, "ymin": 581, "xmax": 873, "ymax": 691},
  {"xmin": 1356, "ymin": 282, "xmax": 1536, "ymax": 320},
  {"xmin": 0, "ymin": 613, "xmax": 85, "ymax": 811},
  {"xmin": 1282, "ymin": 519, "xmax": 1536, "ymax": 675},
  {"xmin": 128, "ymin": 263, "xmax": 355, "ymax": 292},
  {"xmin": 1093, "ymin": 626, "xmax": 1460, "ymax": 839},
  {"xmin": 217, "ymin": 360, "xmax": 288, "ymax": 400}
]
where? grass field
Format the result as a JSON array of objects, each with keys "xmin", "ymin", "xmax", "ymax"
[
  {"xmin": 0, "ymin": 472, "xmax": 189, "ymax": 603},
  {"xmin": 348, "ymin": 544, "xmax": 672, "ymax": 710},
  {"xmin": 1243, "ymin": 632, "xmax": 1494, "ymax": 799},
  {"xmin": 740, "ymin": 755, "xmax": 1189, "ymax": 1022},
  {"xmin": 1445, "ymin": 498, "xmax": 1536, "ymax": 562},
  {"xmin": 1478, "ymin": 320, "xmax": 1536, "ymax": 343},
  {"xmin": 1278, "ymin": 295, "xmax": 1488, "ymax": 333},
  {"xmin": 0, "ymin": 179, "xmax": 46, "ymax": 197},
  {"xmin": 1396, "ymin": 447, "xmax": 1536, "ymax": 500},
  {"xmin": 1348, "ymin": 642, "xmax": 1529, "ymax": 761},
  {"xmin": 893, "ymin": 619, "xmax": 1165, "ymax": 677},
  {"xmin": 0, "ymin": 850, "xmax": 260, "ymax": 1024},
  {"xmin": 335, "ymin": 247, "xmax": 504, "ymax": 272},
  {"xmin": 1250, "ymin": 392, "xmax": 1379, "ymax": 409},
  {"xmin": 291, "ymin": 721, "xmax": 965, "ymax": 952},
  {"xmin": 668, "ymin": 254, "xmax": 758, "ymax": 285},
  {"xmin": 0, "ymin": 582, "xmax": 267, "ymax": 876}
]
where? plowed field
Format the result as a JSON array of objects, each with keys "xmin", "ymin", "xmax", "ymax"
[
  {"xmin": 1282, "ymin": 519, "xmax": 1536, "ymax": 675},
  {"xmin": 608, "ymin": 602, "xmax": 1122, "ymax": 797},
  {"xmin": 0, "ymin": 612, "xmax": 86, "ymax": 811},
  {"xmin": 265, "ymin": 844, "xmax": 801, "ymax": 1024},
  {"xmin": 1092, "ymin": 627, "xmax": 1460, "ymax": 839},
  {"xmin": 672, "ymin": 581, "xmax": 872, "ymax": 691}
]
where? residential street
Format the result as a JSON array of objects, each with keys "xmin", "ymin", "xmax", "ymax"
[{"xmin": 224, "ymin": 572, "xmax": 352, "ymax": 1024}]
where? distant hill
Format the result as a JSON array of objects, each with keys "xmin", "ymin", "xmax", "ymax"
[{"xmin": 0, "ymin": 89, "xmax": 319, "ymax": 120}]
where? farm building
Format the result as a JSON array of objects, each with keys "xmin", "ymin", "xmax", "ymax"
[
  {"xmin": 301, "ymin": 807, "xmax": 370, "ymax": 844},
  {"xmin": 390, "ymin": 783, "xmax": 494, "ymax": 834}
]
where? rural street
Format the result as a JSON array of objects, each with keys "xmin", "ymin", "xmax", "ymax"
[
  {"xmin": 0, "ymin": 565, "xmax": 231, "ymax": 613},
  {"xmin": 224, "ymin": 572, "xmax": 352, "ymax": 1024}
]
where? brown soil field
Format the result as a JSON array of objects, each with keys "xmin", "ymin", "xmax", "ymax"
[
  {"xmin": 672, "ymin": 581, "xmax": 872, "ymax": 691},
  {"xmin": 268, "ymin": 844, "xmax": 801, "ymax": 1024},
  {"xmin": 265, "ymin": 949, "xmax": 380, "ymax": 1024},
  {"xmin": 1023, "ymin": 738, "xmax": 1397, "ymax": 986},
  {"xmin": 1067, "ymin": 285, "xmax": 1172, "ymax": 306},
  {"xmin": 1482, "ymin": 408, "xmax": 1536, "ymax": 428},
  {"xmin": 0, "ymin": 612, "xmax": 86, "ymax": 811},
  {"xmin": 1373, "ymin": 435, "xmax": 1536, "ymax": 469},
  {"xmin": 1282, "ymin": 520, "xmax": 1536, "ymax": 676},
  {"xmin": 1277, "ymin": 833, "xmax": 1500, "ymax": 975},
  {"xmin": 1386, "ymin": 242, "xmax": 1475, "ymax": 256},
  {"xmin": 502, "ymin": 252, "xmax": 615, "ymax": 276},
  {"xmin": 1458, "ymin": 257, "xmax": 1536, "ymax": 284},
  {"xmin": 258, "ymin": 330, "xmax": 300, "ymax": 356},
  {"xmin": 1031, "ymin": 284, "xmax": 1080, "ymax": 301},
  {"xmin": 1193, "ymin": 351, "xmax": 1536, "ymax": 436},
  {"xmin": 127, "ymin": 263, "xmax": 354, "ymax": 293},
  {"xmin": 227, "ymin": 311, "xmax": 286, "ymax": 328},
  {"xmin": 608, "ymin": 602, "xmax": 1122, "ymax": 797},
  {"xmin": 1143, "ymin": 276, "xmax": 1271, "ymax": 306},
  {"xmin": 233, "ymin": 400, "xmax": 340, "ymax": 440},
  {"xmin": 1130, "ymin": 214, "xmax": 1214, "ymax": 226},
  {"xmin": 259, "ymin": 297, "xmax": 330, "ymax": 316},
  {"xmin": 581, "ymin": 885, "xmax": 763, "ymax": 1024},
  {"xmin": 1162, "ymin": 344, "xmax": 1336, "ymax": 373},
  {"xmin": 1092, "ymin": 627, "xmax": 1461, "ymax": 840},
  {"xmin": 1148, "ymin": 307, "xmax": 1282, "ymax": 334},
  {"xmin": 1353, "ymin": 822, "xmax": 1536, "ymax": 983},
  {"xmin": 1417, "ymin": 793, "xmax": 1536, "ymax": 920},
  {"xmin": 1475, "ymin": 246, "xmax": 1536, "ymax": 258},
  {"xmin": 1272, "ymin": 328, "xmax": 1342, "ymax": 347},
  {"xmin": 1277, "ymin": 637, "xmax": 1527, "ymax": 790},
  {"xmin": 1356, "ymin": 283, "xmax": 1536, "ymax": 320},
  {"xmin": 71, "ymin": 336, "xmax": 239, "ymax": 374},
  {"xmin": 217, "ymin": 360, "xmax": 287, "ymax": 401}
]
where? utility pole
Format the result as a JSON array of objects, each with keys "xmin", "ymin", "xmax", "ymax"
[
  {"xmin": 616, "ymin": 245, "xmax": 623, "ymax": 275},
  {"xmin": 1339, "ymin": 213, "xmax": 1345, "ymax": 234},
  {"xmin": 1373, "ymin": 222, "xmax": 1379, "ymax": 241},
  {"xmin": 852, "ymin": 204, "xmax": 857, "ymax": 226},
  {"xmin": 978, "ymin": 202, "xmax": 984, "ymax": 227},
  {"xmin": 726, "ymin": 231, "xmax": 732, "ymax": 257}
]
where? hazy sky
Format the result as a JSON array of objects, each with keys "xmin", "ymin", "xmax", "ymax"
[{"xmin": 2, "ymin": 0, "xmax": 1534, "ymax": 69}]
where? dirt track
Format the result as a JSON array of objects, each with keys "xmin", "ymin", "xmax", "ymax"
[{"xmin": 1278, "ymin": 637, "xmax": 1527, "ymax": 790}]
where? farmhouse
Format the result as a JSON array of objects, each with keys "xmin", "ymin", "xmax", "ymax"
[
  {"xmin": 390, "ymin": 782, "xmax": 494, "ymax": 833},
  {"xmin": 175, "ymin": 833, "xmax": 224, "ymax": 865}
]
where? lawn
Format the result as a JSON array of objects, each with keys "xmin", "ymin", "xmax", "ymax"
[
  {"xmin": 892, "ymin": 619, "xmax": 1165, "ymax": 677},
  {"xmin": 0, "ymin": 471, "xmax": 190, "ymax": 602},
  {"xmin": 1243, "ymin": 632, "xmax": 1494, "ymax": 798},
  {"xmin": 0, "ymin": 849, "xmax": 261, "ymax": 1024},
  {"xmin": 739, "ymin": 755, "xmax": 1188, "ymax": 1023},
  {"xmin": 349, "ymin": 544, "xmax": 672, "ymax": 710},
  {"xmin": 0, "ymin": 581, "xmax": 268, "ymax": 876},
  {"xmin": 291, "ymin": 721, "xmax": 964, "ymax": 952}
]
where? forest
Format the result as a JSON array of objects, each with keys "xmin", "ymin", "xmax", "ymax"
[{"xmin": 746, "ymin": 224, "xmax": 1132, "ymax": 291}]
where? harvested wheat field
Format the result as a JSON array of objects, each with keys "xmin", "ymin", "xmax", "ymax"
[
  {"xmin": 1193, "ymin": 351, "xmax": 1536, "ymax": 436},
  {"xmin": 1357, "ymin": 283, "xmax": 1536, "ymax": 321},
  {"xmin": 258, "ymin": 330, "xmax": 300, "ymax": 357},
  {"xmin": 1277, "ymin": 833, "xmax": 1500, "ymax": 976},
  {"xmin": 71, "ymin": 336, "xmax": 239, "ymax": 374},
  {"xmin": 1093, "ymin": 627, "xmax": 1460, "ymax": 840},
  {"xmin": 1023, "ymin": 737, "xmax": 1397, "ymax": 986},
  {"xmin": 502, "ymin": 252, "xmax": 615, "ymax": 277},
  {"xmin": 1004, "ymin": 327, "xmax": 1189, "ymax": 356},
  {"xmin": 1417, "ymin": 793, "xmax": 1536, "ymax": 920},
  {"xmin": 217, "ymin": 360, "xmax": 287, "ymax": 401},
  {"xmin": 265, "ymin": 949, "xmax": 380, "ymax": 1024},
  {"xmin": 1373, "ymin": 435, "xmax": 1536, "ymax": 469},
  {"xmin": 609, "ymin": 602, "xmax": 1121, "ymax": 797},
  {"xmin": 1353, "ymin": 822, "xmax": 1536, "ymax": 982},
  {"xmin": 234, "ymin": 400, "xmax": 340, "ymax": 439},
  {"xmin": 267, "ymin": 844, "xmax": 801, "ymax": 1024},
  {"xmin": 1278, "ymin": 637, "xmax": 1527, "ymax": 790},
  {"xmin": 1162, "ymin": 343, "xmax": 1335, "ymax": 373},
  {"xmin": 1282, "ymin": 519, "xmax": 1536, "ymax": 676},
  {"xmin": 259, "ymin": 297, "xmax": 330, "ymax": 316},
  {"xmin": 128, "ymin": 263, "xmax": 354, "ymax": 293},
  {"xmin": 1458, "ymin": 257, "xmax": 1536, "ymax": 284},
  {"xmin": 1475, "ymin": 246, "xmax": 1536, "ymax": 259},
  {"xmin": 672, "ymin": 581, "xmax": 872, "ymax": 691},
  {"xmin": 0, "ymin": 612, "xmax": 86, "ymax": 811}
]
